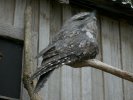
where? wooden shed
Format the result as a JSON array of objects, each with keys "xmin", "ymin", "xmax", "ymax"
[{"xmin": 0, "ymin": 0, "xmax": 133, "ymax": 100}]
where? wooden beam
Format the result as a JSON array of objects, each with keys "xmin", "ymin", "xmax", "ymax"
[
  {"xmin": 0, "ymin": 23, "xmax": 24, "ymax": 41},
  {"xmin": 0, "ymin": 22, "xmax": 38, "ymax": 42},
  {"xmin": 69, "ymin": 0, "xmax": 133, "ymax": 22}
]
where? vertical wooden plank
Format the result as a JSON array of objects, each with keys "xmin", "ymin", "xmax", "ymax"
[
  {"xmin": 61, "ymin": 5, "xmax": 73, "ymax": 100},
  {"xmin": 39, "ymin": 0, "xmax": 50, "ymax": 100},
  {"xmin": 101, "ymin": 16, "xmax": 123, "ymax": 100},
  {"xmin": 72, "ymin": 67, "xmax": 81, "ymax": 100},
  {"xmin": 81, "ymin": 67, "xmax": 92, "ymax": 100},
  {"xmin": 48, "ymin": 1, "xmax": 61, "ymax": 100},
  {"xmin": 14, "ymin": 0, "xmax": 26, "ymax": 27},
  {"xmin": 120, "ymin": 22, "xmax": 133, "ymax": 100},
  {"xmin": 91, "ymin": 16, "xmax": 104, "ymax": 100},
  {"xmin": 0, "ymin": 0, "xmax": 15, "ymax": 24}
]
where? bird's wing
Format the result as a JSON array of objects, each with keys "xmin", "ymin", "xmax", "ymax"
[
  {"xmin": 31, "ymin": 54, "xmax": 78, "ymax": 92},
  {"xmin": 31, "ymin": 54, "xmax": 77, "ymax": 80},
  {"xmin": 36, "ymin": 44, "xmax": 55, "ymax": 58}
]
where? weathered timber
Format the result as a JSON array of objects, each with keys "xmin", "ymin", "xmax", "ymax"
[
  {"xmin": 23, "ymin": 6, "xmax": 41, "ymax": 100},
  {"xmin": 69, "ymin": 0, "xmax": 133, "ymax": 22},
  {"xmin": 0, "ymin": 23, "xmax": 23, "ymax": 41}
]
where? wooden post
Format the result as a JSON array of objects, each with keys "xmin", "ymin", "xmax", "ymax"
[{"xmin": 23, "ymin": 6, "xmax": 41, "ymax": 100}]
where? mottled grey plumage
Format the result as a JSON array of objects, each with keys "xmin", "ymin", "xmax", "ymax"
[{"xmin": 31, "ymin": 11, "xmax": 99, "ymax": 92}]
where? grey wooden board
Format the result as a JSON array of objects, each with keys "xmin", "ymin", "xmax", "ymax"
[
  {"xmin": 0, "ymin": 22, "xmax": 23, "ymax": 41},
  {"xmin": 39, "ymin": 0, "xmax": 50, "ymax": 99},
  {"xmin": 81, "ymin": 67, "xmax": 92, "ymax": 100},
  {"xmin": 72, "ymin": 68, "xmax": 81, "ymax": 100},
  {"xmin": 101, "ymin": 16, "xmax": 123, "ymax": 100},
  {"xmin": 0, "ymin": 0, "xmax": 23, "ymax": 41},
  {"xmin": 14, "ymin": 0, "xmax": 26, "ymax": 27},
  {"xmin": 61, "ymin": 5, "xmax": 73, "ymax": 100},
  {"xmin": 120, "ymin": 22, "xmax": 133, "ymax": 100},
  {"xmin": 48, "ymin": 1, "xmax": 61, "ymax": 100},
  {"xmin": 0, "ymin": 0, "xmax": 15, "ymax": 24}
]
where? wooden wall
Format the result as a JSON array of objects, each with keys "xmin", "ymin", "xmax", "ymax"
[{"xmin": 0, "ymin": 0, "xmax": 133, "ymax": 100}]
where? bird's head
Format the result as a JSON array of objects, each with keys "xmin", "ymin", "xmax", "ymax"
[
  {"xmin": 71, "ymin": 11, "xmax": 96, "ymax": 22},
  {"xmin": 62, "ymin": 11, "xmax": 97, "ymax": 35}
]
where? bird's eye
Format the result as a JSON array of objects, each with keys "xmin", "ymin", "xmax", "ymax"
[
  {"xmin": 76, "ymin": 17, "xmax": 85, "ymax": 20},
  {"xmin": 75, "ymin": 14, "xmax": 90, "ymax": 21}
]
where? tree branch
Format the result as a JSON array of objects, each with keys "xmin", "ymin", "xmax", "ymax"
[
  {"xmin": 70, "ymin": 59, "xmax": 133, "ymax": 82},
  {"xmin": 24, "ymin": 6, "xmax": 41, "ymax": 100}
]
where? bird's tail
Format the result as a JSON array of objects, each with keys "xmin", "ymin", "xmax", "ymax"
[
  {"xmin": 33, "ymin": 69, "xmax": 54, "ymax": 93},
  {"xmin": 31, "ymin": 62, "xmax": 59, "ymax": 93},
  {"xmin": 33, "ymin": 57, "xmax": 66, "ymax": 93}
]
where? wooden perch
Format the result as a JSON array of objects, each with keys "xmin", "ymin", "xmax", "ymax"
[
  {"xmin": 70, "ymin": 59, "xmax": 133, "ymax": 82},
  {"xmin": 23, "ymin": 6, "xmax": 41, "ymax": 100}
]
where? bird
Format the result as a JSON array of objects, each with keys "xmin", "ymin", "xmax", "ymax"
[{"xmin": 30, "ymin": 11, "xmax": 99, "ymax": 93}]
